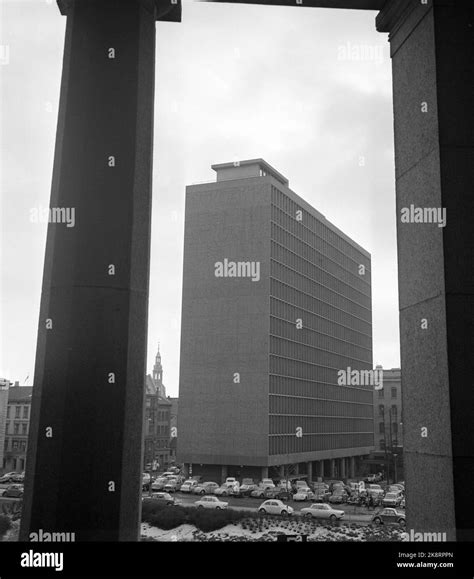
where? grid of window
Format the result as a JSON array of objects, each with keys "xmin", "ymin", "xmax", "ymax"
[
  {"xmin": 271, "ymin": 279, "xmax": 370, "ymax": 335},
  {"xmin": 269, "ymin": 394, "xmax": 373, "ymax": 418},
  {"xmin": 270, "ymin": 189, "xmax": 371, "ymax": 271},
  {"xmin": 271, "ymin": 296, "xmax": 371, "ymax": 348},
  {"xmin": 270, "ymin": 415, "xmax": 372, "ymax": 435},
  {"xmin": 269, "ymin": 433, "xmax": 373, "ymax": 454},
  {"xmin": 269, "ymin": 185, "xmax": 373, "ymax": 456},
  {"xmin": 270, "ymin": 221, "xmax": 370, "ymax": 295},
  {"xmin": 271, "ymin": 240, "xmax": 370, "ymax": 310},
  {"xmin": 270, "ymin": 375, "xmax": 373, "ymax": 403},
  {"xmin": 271, "ymin": 259, "xmax": 370, "ymax": 322},
  {"xmin": 270, "ymin": 327, "xmax": 371, "ymax": 367}
]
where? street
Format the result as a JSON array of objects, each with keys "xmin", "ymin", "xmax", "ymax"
[{"xmin": 153, "ymin": 491, "xmax": 381, "ymax": 525}]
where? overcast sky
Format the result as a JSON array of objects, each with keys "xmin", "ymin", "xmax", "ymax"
[{"xmin": 0, "ymin": 0, "xmax": 400, "ymax": 397}]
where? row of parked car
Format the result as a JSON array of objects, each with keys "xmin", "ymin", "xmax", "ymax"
[
  {"xmin": 0, "ymin": 472, "xmax": 25, "ymax": 499},
  {"xmin": 144, "ymin": 471, "xmax": 406, "ymax": 507},
  {"xmin": 147, "ymin": 491, "xmax": 405, "ymax": 526},
  {"xmin": 0, "ymin": 471, "xmax": 25, "ymax": 484}
]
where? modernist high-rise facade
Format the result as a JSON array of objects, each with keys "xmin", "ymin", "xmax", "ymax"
[{"xmin": 178, "ymin": 160, "xmax": 374, "ymax": 483}]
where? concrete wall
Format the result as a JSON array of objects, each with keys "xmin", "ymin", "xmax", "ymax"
[{"xmin": 377, "ymin": 0, "xmax": 474, "ymax": 540}]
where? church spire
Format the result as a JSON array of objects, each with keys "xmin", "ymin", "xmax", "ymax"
[{"xmin": 153, "ymin": 342, "xmax": 163, "ymax": 388}]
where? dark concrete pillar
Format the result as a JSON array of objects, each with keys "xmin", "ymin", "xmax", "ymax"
[
  {"xmin": 329, "ymin": 459, "xmax": 336, "ymax": 478},
  {"xmin": 318, "ymin": 460, "xmax": 324, "ymax": 479},
  {"xmin": 20, "ymin": 0, "xmax": 181, "ymax": 542},
  {"xmin": 340, "ymin": 457, "xmax": 346, "ymax": 479},
  {"xmin": 221, "ymin": 465, "xmax": 228, "ymax": 484},
  {"xmin": 350, "ymin": 456, "xmax": 356, "ymax": 479},
  {"xmin": 377, "ymin": 0, "xmax": 474, "ymax": 541},
  {"xmin": 306, "ymin": 461, "xmax": 313, "ymax": 482}
]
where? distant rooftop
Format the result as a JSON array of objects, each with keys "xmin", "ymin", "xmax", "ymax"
[
  {"xmin": 211, "ymin": 159, "xmax": 289, "ymax": 187},
  {"xmin": 8, "ymin": 386, "xmax": 33, "ymax": 403}
]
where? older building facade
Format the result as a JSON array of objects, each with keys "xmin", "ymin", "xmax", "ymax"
[
  {"xmin": 2, "ymin": 384, "xmax": 33, "ymax": 473},
  {"xmin": 143, "ymin": 346, "xmax": 171, "ymax": 471},
  {"xmin": 0, "ymin": 379, "xmax": 10, "ymax": 471},
  {"xmin": 178, "ymin": 159, "xmax": 374, "ymax": 483},
  {"xmin": 368, "ymin": 367, "xmax": 403, "ymax": 481}
]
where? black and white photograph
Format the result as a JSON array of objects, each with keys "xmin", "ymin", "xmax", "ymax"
[{"xmin": 0, "ymin": 0, "xmax": 472, "ymax": 576}]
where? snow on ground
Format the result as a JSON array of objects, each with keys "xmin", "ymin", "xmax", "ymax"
[
  {"xmin": 1, "ymin": 519, "xmax": 20, "ymax": 542},
  {"xmin": 141, "ymin": 520, "xmax": 378, "ymax": 542}
]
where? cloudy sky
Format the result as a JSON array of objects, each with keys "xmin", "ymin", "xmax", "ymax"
[{"xmin": 0, "ymin": 0, "xmax": 400, "ymax": 397}]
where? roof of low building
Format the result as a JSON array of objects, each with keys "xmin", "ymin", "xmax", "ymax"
[{"xmin": 8, "ymin": 386, "xmax": 33, "ymax": 403}]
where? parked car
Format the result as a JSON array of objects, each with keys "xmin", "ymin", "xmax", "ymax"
[
  {"xmin": 151, "ymin": 477, "xmax": 168, "ymax": 491},
  {"xmin": 311, "ymin": 483, "xmax": 330, "ymax": 501},
  {"xmin": 142, "ymin": 473, "xmax": 151, "ymax": 490},
  {"xmin": 250, "ymin": 486, "xmax": 268, "ymax": 499},
  {"xmin": 152, "ymin": 492, "xmax": 176, "ymax": 506},
  {"xmin": 224, "ymin": 477, "xmax": 237, "ymax": 487},
  {"xmin": 372, "ymin": 508, "xmax": 406, "ymax": 526},
  {"xmin": 293, "ymin": 490, "xmax": 315, "ymax": 502},
  {"xmin": 180, "ymin": 479, "xmax": 199, "ymax": 493},
  {"xmin": 161, "ymin": 471, "xmax": 176, "ymax": 478},
  {"xmin": 389, "ymin": 484, "xmax": 405, "ymax": 493},
  {"xmin": 383, "ymin": 492, "xmax": 403, "ymax": 507},
  {"xmin": 214, "ymin": 485, "xmax": 233, "ymax": 497},
  {"xmin": 164, "ymin": 478, "xmax": 181, "ymax": 493},
  {"xmin": 300, "ymin": 503, "xmax": 344, "ymax": 521},
  {"xmin": 365, "ymin": 472, "xmax": 383, "ymax": 483},
  {"xmin": 0, "ymin": 472, "xmax": 18, "ymax": 484},
  {"xmin": 313, "ymin": 490, "xmax": 330, "ymax": 503},
  {"xmin": 295, "ymin": 480, "xmax": 311, "ymax": 491},
  {"xmin": 258, "ymin": 500, "xmax": 293, "ymax": 517},
  {"xmin": 238, "ymin": 483, "xmax": 259, "ymax": 497},
  {"xmin": 264, "ymin": 488, "xmax": 292, "ymax": 501},
  {"xmin": 1, "ymin": 484, "xmax": 23, "ymax": 498},
  {"xmin": 193, "ymin": 482, "xmax": 220, "ymax": 495},
  {"xmin": 399, "ymin": 498, "xmax": 406, "ymax": 509},
  {"xmin": 312, "ymin": 482, "xmax": 329, "ymax": 491},
  {"xmin": 261, "ymin": 478, "xmax": 275, "ymax": 490},
  {"xmin": 329, "ymin": 489, "xmax": 348, "ymax": 504},
  {"xmin": 277, "ymin": 479, "xmax": 292, "ymax": 491},
  {"xmin": 195, "ymin": 496, "xmax": 228, "ymax": 510},
  {"xmin": 326, "ymin": 480, "xmax": 344, "ymax": 493},
  {"xmin": 366, "ymin": 484, "xmax": 384, "ymax": 497},
  {"xmin": 11, "ymin": 472, "xmax": 25, "ymax": 483}
]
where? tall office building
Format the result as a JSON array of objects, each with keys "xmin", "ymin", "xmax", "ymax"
[{"xmin": 178, "ymin": 160, "xmax": 374, "ymax": 483}]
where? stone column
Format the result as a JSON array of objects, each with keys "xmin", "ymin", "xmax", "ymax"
[
  {"xmin": 377, "ymin": 0, "xmax": 473, "ymax": 541},
  {"xmin": 318, "ymin": 460, "xmax": 324, "ymax": 479},
  {"xmin": 306, "ymin": 461, "xmax": 313, "ymax": 482},
  {"xmin": 340, "ymin": 457, "xmax": 346, "ymax": 479},
  {"xmin": 19, "ymin": 0, "xmax": 181, "ymax": 542},
  {"xmin": 221, "ymin": 465, "xmax": 228, "ymax": 484},
  {"xmin": 329, "ymin": 459, "xmax": 336, "ymax": 478},
  {"xmin": 350, "ymin": 456, "xmax": 356, "ymax": 479},
  {"xmin": 261, "ymin": 466, "xmax": 269, "ymax": 480},
  {"xmin": 279, "ymin": 465, "xmax": 285, "ymax": 479}
]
